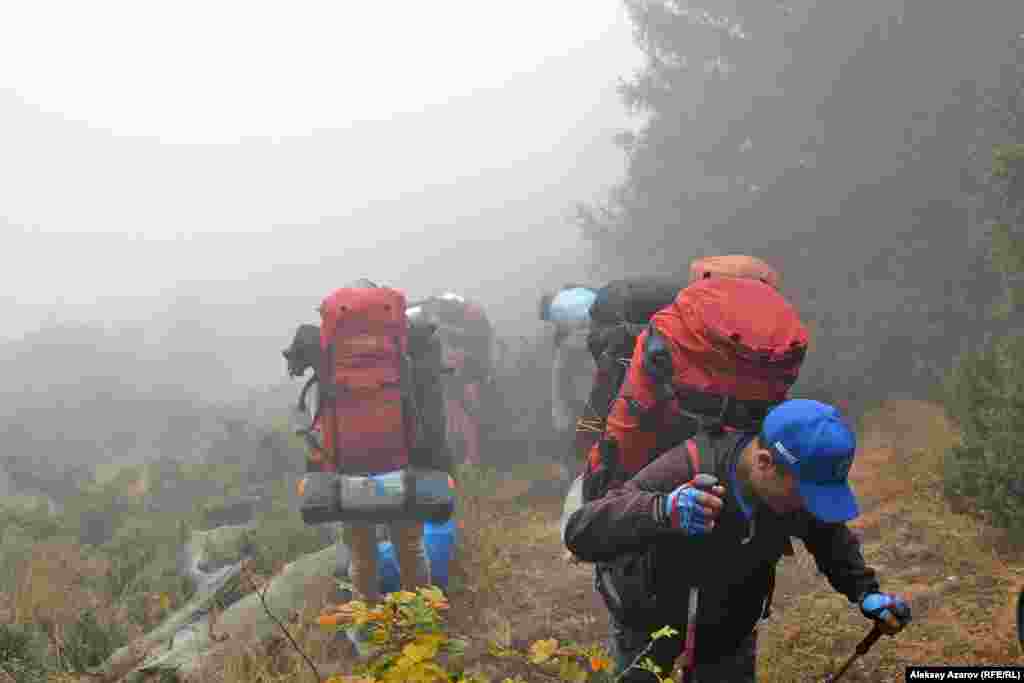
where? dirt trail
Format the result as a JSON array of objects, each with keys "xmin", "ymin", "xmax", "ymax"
[{"xmin": 449, "ymin": 400, "xmax": 1024, "ymax": 682}]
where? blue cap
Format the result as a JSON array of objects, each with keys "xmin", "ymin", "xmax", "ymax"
[{"xmin": 760, "ymin": 399, "xmax": 859, "ymax": 523}]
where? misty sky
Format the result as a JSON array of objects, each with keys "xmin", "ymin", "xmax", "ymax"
[{"xmin": 1, "ymin": 1, "xmax": 642, "ymax": 340}]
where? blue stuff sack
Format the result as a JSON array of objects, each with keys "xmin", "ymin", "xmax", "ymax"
[
  {"xmin": 378, "ymin": 518, "xmax": 458, "ymax": 594},
  {"xmin": 547, "ymin": 288, "xmax": 597, "ymax": 324}
]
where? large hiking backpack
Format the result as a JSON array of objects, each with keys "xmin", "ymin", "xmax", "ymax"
[
  {"xmin": 288, "ymin": 291, "xmax": 453, "ymax": 480},
  {"xmin": 580, "ymin": 277, "xmax": 691, "ymax": 439},
  {"xmin": 315, "ymin": 285, "xmax": 417, "ymax": 475},
  {"xmin": 582, "ymin": 256, "xmax": 783, "ymax": 435},
  {"xmin": 410, "ymin": 294, "xmax": 496, "ymax": 465},
  {"xmin": 412, "ymin": 294, "xmax": 494, "ymax": 384},
  {"xmin": 581, "ymin": 275, "xmax": 807, "ymax": 504}
]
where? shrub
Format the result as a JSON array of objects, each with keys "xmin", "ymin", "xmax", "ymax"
[
  {"xmin": 0, "ymin": 622, "xmax": 46, "ymax": 672},
  {"xmin": 58, "ymin": 608, "xmax": 126, "ymax": 672},
  {"xmin": 942, "ymin": 333, "xmax": 1024, "ymax": 533}
]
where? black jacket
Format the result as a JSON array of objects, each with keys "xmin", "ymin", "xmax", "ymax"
[{"xmin": 564, "ymin": 430, "xmax": 879, "ymax": 663}]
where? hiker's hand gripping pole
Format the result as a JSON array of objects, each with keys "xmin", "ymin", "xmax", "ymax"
[{"xmin": 663, "ymin": 474, "xmax": 725, "ymax": 535}]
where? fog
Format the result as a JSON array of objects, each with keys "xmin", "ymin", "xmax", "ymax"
[
  {"xmin": 2, "ymin": 0, "xmax": 1023, "ymax": 490},
  {"xmin": 1, "ymin": 1, "xmax": 639, "ymax": 343}
]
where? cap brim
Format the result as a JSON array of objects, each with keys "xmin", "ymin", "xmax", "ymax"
[{"xmin": 798, "ymin": 479, "xmax": 859, "ymax": 523}]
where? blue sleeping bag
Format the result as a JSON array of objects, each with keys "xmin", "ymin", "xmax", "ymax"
[
  {"xmin": 547, "ymin": 287, "xmax": 597, "ymax": 324},
  {"xmin": 377, "ymin": 519, "xmax": 457, "ymax": 594}
]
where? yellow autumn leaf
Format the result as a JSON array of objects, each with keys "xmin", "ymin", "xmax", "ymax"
[
  {"xmin": 365, "ymin": 607, "xmax": 390, "ymax": 622},
  {"xmin": 558, "ymin": 658, "xmax": 589, "ymax": 683},
  {"xmin": 487, "ymin": 641, "xmax": 516, "ymax": 658},
  {"xmin": 401, "ymin": 639, "xmax": 438, "ymax": 663},
  {"xmin": 650, "ymin": 625, "xmax": 679, "ymax": 640},
  {"xmin": 528, "ymin": 638, "xmax": 559, "ymax": 664},
  {"xmin": 419, "ymin": 633, "xmax": 447, "ymax": 649},
  {"xmin": 159, "ymin": 593, "xmax": 170, "ymax": 611},
  {"xmin": 389, "ymin": 590, "xmax": 418, "ymax": 604},
  {"xmin": 418, "ymin": 585, "xmax": 446, "ymax": 602},
  {"xmin": 405, "ymin": 661, "xmax": 449, "ymax": 683}
]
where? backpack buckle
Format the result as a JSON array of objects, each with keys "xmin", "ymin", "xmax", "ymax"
[
  {"xmin": 704, "ymin": 395, "xmax": 729, "ymax": 432},
  {"xmin": 677, "ymin": 394, "xmax": 730, "ymax": 434}
]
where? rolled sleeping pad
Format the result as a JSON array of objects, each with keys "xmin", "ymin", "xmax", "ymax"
[
  {"xmin": 547, "ymin": 288, "xmax": 597, "ymax": 324},
  {"xmin": 377, "ymin": 518, "xmax": 458, "ymax": 594},
  {"xmin": 560, "ymin": 475, "xmax": 584, "ymax": 548}
]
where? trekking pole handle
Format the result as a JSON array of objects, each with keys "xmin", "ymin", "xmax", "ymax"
[{"xmin": 691, "ymin": 473, "xmax": 719, "ymax": 489}]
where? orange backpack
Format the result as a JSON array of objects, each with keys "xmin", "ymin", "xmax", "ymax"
[{"xmin": 688, "ymin": 254, "xmax": 781, "ymax": 289}]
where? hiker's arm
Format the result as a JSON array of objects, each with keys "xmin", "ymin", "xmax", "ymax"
[
  {"xmin": 563, "ymin": 483, "xmax": 667, "ymax": 562},
  {"xmin": 799, "ymin": 519, "xmax": 881, "ymax": 603},
  {"xmin": 563, "ymin": 444, "xmax": 699, "ymax": 562}
]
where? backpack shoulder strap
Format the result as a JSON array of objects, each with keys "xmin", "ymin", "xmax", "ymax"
[
  {"xmin": 687, "ymin": 429, "xmax": 746, "ymax": 482},
  {"xmin": 684, "ymin": 438, "xmax": 702, "ymax": 482},
  {"xmin": 297, "ymin": 374, "xmax": 318, "ymax": 422}
]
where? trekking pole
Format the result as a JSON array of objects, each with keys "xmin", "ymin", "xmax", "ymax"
[
  {"xmin": 681, "ymin": 474, "xmax": 718, "ymax": 678},
  {"xmin": 682, "ymin": 584, "xmax": 699, "ymax": 675},
  {"xmin": 823, "ymin": 624, "xmax": 883, "ymax": 683}
]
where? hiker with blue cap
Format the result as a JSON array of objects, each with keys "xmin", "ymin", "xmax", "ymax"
[
  {"xmin": 565, "ymin": 399, "xmax": 911, "ymax": 682},
  {"xmin": 539, "ymin": 284, "xmax": 600, "ymax": 480}
]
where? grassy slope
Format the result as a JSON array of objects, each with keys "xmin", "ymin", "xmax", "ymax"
[
  {"xmin": 446, "ymin": 400, "xmax": 1024, "ymax": 681},
  {"xmin": 3, "ymin": 400, "xmax": 1022, "ymax": 682}
]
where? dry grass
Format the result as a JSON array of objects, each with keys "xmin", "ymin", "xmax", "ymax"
[
  {"xmin": 8, "ymin": 401, "xmax": 1024, "ymax": 682},
  {"xmin": 12, "ymin": 541, "xmax": 128, "ymax": 633},
  {"xmin": 200, "ymin": 574, "xmax": 349, "ymax": 683}
]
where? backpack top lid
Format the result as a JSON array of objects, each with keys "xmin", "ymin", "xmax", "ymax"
[
  {"xmin": 318, "ymin": 285, "xmax": 407, "ymax": 351},
  {"xmin": 657, "ymin": 276, "xmax": 808, "ymax": 383},
  {"xmin": 688, "ymin": 254, "xmax": 781, "ymax": 290}
]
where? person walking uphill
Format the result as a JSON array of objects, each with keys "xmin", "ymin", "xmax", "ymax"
[
  {"xmin": 563, "ymin": 399, "xmax": 911, "ymax": 682},
  {"xmin": 284, "ymin": 278, "xmax": 453, "ymax": 605}
]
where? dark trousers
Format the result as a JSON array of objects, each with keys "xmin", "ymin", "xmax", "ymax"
[{"xmin": 609, "ymin": 616, "xmax": 758, "ymax": 683}]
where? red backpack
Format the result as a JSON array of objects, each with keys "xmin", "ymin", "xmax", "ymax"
[
  {"xmin": 317, "ymin": 286, "xmax": 418, "ymax": 475},
  {"xmin": 582, "ymin": 276, "xmax": 808, "ymax": 501}
]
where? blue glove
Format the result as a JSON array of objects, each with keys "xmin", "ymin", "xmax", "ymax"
[
  {"xmin": 860, "ymin": 592, "xmax": 911, "ymax": 634},
  {"xmin": 662, "ymin": 474, "xmax": 725, "ymax": 535}
]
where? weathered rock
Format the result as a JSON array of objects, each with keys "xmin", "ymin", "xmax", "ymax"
[
  {"xmin": 94, "ymin": 513, "xmax": 457, "ymax": 681},
  {"xmin": 181, "ymin": 523, "xmax": 256, "ymax": 579},
  {"xmin": 99, "ymin": 543, "xmax": 344, "ymax": 682}
]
